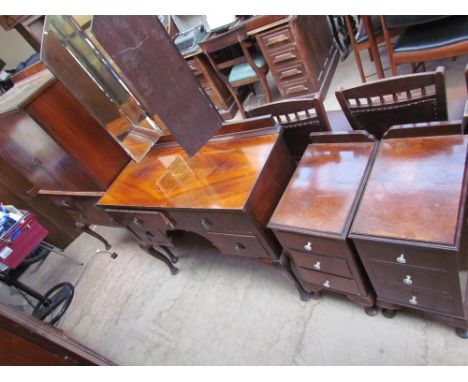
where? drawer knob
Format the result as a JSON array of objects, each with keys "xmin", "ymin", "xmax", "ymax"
[
  {"xmin": 403, "ymin": 275, "xmax": 413, "ymax": 285},
  {"xmin": 132, "ymin": 217, "xmax": 143, "ymax": 226},
  {"xmin": 313, "ymin": 261, "xmax": 321, "ymax": 270},
  {"xmin": 323, "ymin": 280, "xmax": 330, "ymax": 288},
  {"xmin": 396, "ymin": 254, "xmax": 406, "ymax": 264},
  {"xmin": 61, "ymin": 200, "xmax": 71, "ymax": 208},
  {"xmin": 235, "ymin": 242, "xmax": 245, "ymax": 252},
  {"xmin": 304, "ymin": 242, "xmax": 312, "ymax": 251},
  {"xmin": 409, "ymin": 296, "xmax": 418, "ymax": 305},
  {"xmin": 201, "ymin": 218, "xmax": 212, "ymax": 230}
]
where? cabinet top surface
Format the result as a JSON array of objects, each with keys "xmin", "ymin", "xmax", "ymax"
[
  {"xmin": 350, "ymin": 134, "xmax": 468, "ymax": 245},
  {"xmin": 98, "ymin": 133, "xmax": 278, "ymax": 210},
  {"xmin": 269, "ymin": 141, "xmax": 375, "ymax": 236},
  {"xmin": 0, "ymin": 70, "xmax": 54, "ymax": 114}
]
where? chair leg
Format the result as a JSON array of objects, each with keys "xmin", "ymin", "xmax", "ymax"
[
  {"xmin": 368, "ymin": 48, "xmax": 374, "ymax": 62},
  {"xmin": 353, "ymin": 47, "xmax": 366, "ymax": 83},
  {"xmin": 232, "ymin": 90, "xmax": 246, "ymax": 118}
]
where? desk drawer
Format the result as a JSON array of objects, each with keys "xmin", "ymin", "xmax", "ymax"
[
  {"xmin": 169, "ymin": 210, "xmax": 254, "ymax": 235},
  {"xmin": 353, "ymin": 239, "xmax": 456, "ymax": 272},
  {"xmin": 369, "ymin": 259, "xmax": 453, "ymax": 295},
  {"xmin": 206, "ymin": 232, "xmax": 269, "ymax": 259},
  {"xmin": 275, "ymin": 230, "xmax": 344, "ymax": 258},
  {"xmin": 268, "ymin": 45, "xmax": 301, "ymax": 66},
  {"xmin": 107, "ymin": 210, "xmax": 173, "ymax": 244},
  {"xmin": 48, "ymin": 195, "xmax": 117, "ymax": 227},
  {"xmin": 282, "ymin": 78, "xmax": 313, "ymax": 97},
  {"xmin": 289, "ymin": 250, "xmax": 352, "ymax": 278},
  {"xmin": 277, "ymin": 62, "xmax": 307, "ymax": 82},
  {"xmin": 375, "ymin": 281, "xmax": 460, "ymax": 316},
  {"xmin": 297, "ymin": 267, "xmax": 359, "ymax": 295},
  {"xmin": 259, "ymin": 27, "xmax": 293, "ymax": 50}
]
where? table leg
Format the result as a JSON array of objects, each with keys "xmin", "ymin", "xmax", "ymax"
[
  {"xmin": 76, "ymin": 223, "xmax": 111, "ymax": 250},
  {"xmin": 142, "ymin": 244, "xmax": 179, "ymax": 275}
]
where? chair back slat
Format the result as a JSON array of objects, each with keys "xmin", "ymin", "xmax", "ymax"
[{"xmin": 336, "ymin": 66, "xmax": 448, "ymax": 139}]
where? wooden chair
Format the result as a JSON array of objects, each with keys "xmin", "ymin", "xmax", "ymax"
[
  {"xmin": 335, "ymin": 66, "xmax": 448, "ymax": 139},
  {"xmin": 380, "ymin": 16, "xmax": 468, "ymax": 76},
  {"xmin": 344, "ymin": 16, "xmax": 401, "ymax": 82},
  {"xmin": 199, "ymin": 25, "xmax": 272, "ymax": 118},
  {"xmin": 245, "ymin": 96, "xmax": 331, "ymax": 158}
]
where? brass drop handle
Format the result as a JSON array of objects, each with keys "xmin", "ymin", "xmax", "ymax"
[
  {"xmin": 313, "ymin": 261, "xmax": 321, "ymax": 270},
  {"xmin": 323, "ymin": 280, "xmax": 330, "ymax": 288},
  {"xmin": 397, "ymin": 254, "xmax": 406, "ymax": 264},
  {"xmin": 403, "ymin": 275, "xmax": 413, "ymax": 285},
  {"xmin": 304, "ymin": 242, "xmax": 312, "ymax": 251},
  {"xmin": 409, "ymin": 296, "xmax": 418, "ymax": 305},
  {"xmin": 235, "ymin": 242, "xmax": 245, "ymax": 252},
  {"xmin": 201, "ymin": 218, "xmax": 212, "ymax": 230}
]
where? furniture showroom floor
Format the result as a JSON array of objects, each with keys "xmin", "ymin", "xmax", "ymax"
[{"xmin": 2, "ymin": 51, "xmax": 468, "ymax": 366}]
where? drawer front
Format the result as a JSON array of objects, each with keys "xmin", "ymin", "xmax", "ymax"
[
  {"xmin": 282, "ymin": 78, "xmax": 314, "ymax": 97},
  {"xmin": 206, "ymin": 232, "xmax": 269, "ymax": 259},
  {"xmin": 297, "ymin": 267, "xmax": 359, "ymax": 295},
  {"xmin": 353, "ymin": 239, "xmax": 456, "ymax": 272},
  {"xmin": 375, "ymin": 282, "xmax": 459, "ymax": 316},
  {"xmin": 268, "ymin": 44, "xmax": 301, "ymax": 66},
  {"xmin": 276, "ymin": 61, "xmax": 308, "ymax": 82},
  {"xmin": 259, "ymin": 27, "xmax": 293, "ymax": 50},
  {"xmin": 168, "ymin": 210, "xmax": 254, "ymax": 235},
  {"xmin": 275, "ymin": 230, "xmax": 345, "ymax": 258},
  {"xmin": 107, "ymin": 210, "xmax": 173, "ymax": 244},
  {"xmin": 48, "ymin": 196, "xmax": 117, "ymax": 227},
  {"xmin": 289, "ymin": 250, "xmax": 352, "ymax": 278},
  {"xmin": 369, "ymin": 259, "xmax": 453, "ymax": 295}
]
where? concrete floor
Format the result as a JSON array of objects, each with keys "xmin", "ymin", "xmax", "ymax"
[{"xmin": 2, "ymin": 46, "xmax": 468, "ymax": 366}]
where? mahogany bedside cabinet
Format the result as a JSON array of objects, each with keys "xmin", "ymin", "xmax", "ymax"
[
  {"xmin": 98, "ymin": 122, "xmax": 308, "ymax": 295},
  {"xmin": 268, "ymin": 131, "xmax": 377, "ymax": 313},
  {"xmin": 349, "ymin": 123, "xmax": 468, "ymax": 338}
]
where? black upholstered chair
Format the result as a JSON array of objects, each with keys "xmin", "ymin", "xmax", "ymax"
[{"xmin": 381, "ymin": 16, "xmax": 468, "ymax": 75}]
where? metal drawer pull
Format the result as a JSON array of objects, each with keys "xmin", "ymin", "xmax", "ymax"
[
  {"xmin": 323, "ymin": 280, "xmax": 330, "ymax": 288},
  {"xmin": 287, "ymin": 85, "xmax": 308, "ymax": 94},
  {"xmin": 409, "ymin": 296, "xmax": 418, "ymax": 305},
  {"xmin": 235, "ymin": 242, "xmax": 245, "ymax": 252},
  {"xmin": 403, "ymin": 275, "xmax": 413, "ymax": 285},
  {"xmin": 132, "ymin": 217, "xmax": 143, "ymax": 226},
  {"xmin": 201, "ymin": 218, "xmax": 212, "ymax": 230},
  {"xmin": 313, "ymin": 261, "xmax": 321, "ymax": 270},
  {"xmin": 304, "ymin": 242, "xmax": 312, "ymax": 251},
  {"xmin": 280, "ymin": 68, "xmax": 302, "ymax": 79},
  {"xmin": 61, "ymin": 200, "xmax": 71, "ymax": 208},
  {"xmin": 396, "ymin": 254, "xmax": 406, "ymax": 264}
]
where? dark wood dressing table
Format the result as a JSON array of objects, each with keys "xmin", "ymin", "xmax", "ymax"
[
  {"xmin": 97, "ymin": 124, "xmax": 309, "ymax": 294},
  {"xmin": 268, "ymin": 131, "xmax": 377, "ymax": 310},
  {"xmin": 350, "ymin": 124, "xmax": 468, "ymax": 338}
]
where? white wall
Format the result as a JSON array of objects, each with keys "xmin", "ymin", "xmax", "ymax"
[{"xmin": 0, "ymin": 27, "xmax": 36, "ymax": 69}]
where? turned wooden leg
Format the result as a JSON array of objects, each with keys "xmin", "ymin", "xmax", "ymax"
[
  {"xmin": 364, "ymin": 306, "xmax": 379, "ymax": 317},
  {"xmin": 382, "ymin": 308, "xmax": 397, "ymax": 318},
  {"xmin": 275, "ymin": 253, "xmax": 317, "ymax": 301},
  {"xmin": 76, "ymin": 223, "xmax": 111, "ymax": 250},
  {"xmin": 157, "ymin": 245, "xmax": 179, "ymax": 264},
  {"xmin": 142, "ymin": 244, "xmax": 179, "ymax": 275},
  {"xmin": 455, "ymin": 327, "xmax": 468, "ymax": 339}
]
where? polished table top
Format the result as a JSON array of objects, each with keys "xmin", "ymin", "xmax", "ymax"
[
  {"xmin": 351, "ymin": 134, "xmax": 468, "ymax": 246},
  {"xmin": 99, "ymin": 133, "xmax": 278, "ymax": 210},
  {"xmin": 270, "ymin": 141, "xmax": 375, "ymax": 236}
]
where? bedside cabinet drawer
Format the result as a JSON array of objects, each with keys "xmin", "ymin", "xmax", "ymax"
[
  {"xmin": 353, "ymin": 240, "xmax": 456, "ymax": 272},
  {"xmin": 206, "ymin": 232, "xmax": 270, "ymax": 259},
  {"xmin": 375, "ymin": 282, "xmax": 460, "ymax": 316},
  {"xmin": 297, "ymin": 267, "xmax": 359, "ymax": 295},
  {"xmin": 275, "ymin": 230, "xmax": 344, "ymax": 258},
  {"xmin": 289, "ymin": 250, "xmax": 352, "ymax": 278},
  {"xmin": 369, "ymin": 259, "xmax": 454, "ymax": 295}
]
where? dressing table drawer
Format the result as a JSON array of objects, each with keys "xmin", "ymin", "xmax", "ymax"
[
  {"xmin": 296, "ymin": 267, "xmax": 359, "ymax": 296},
  {"xmin": 275, "ymin": 230, "xmax": 344, "ymax": 258},
  {"xmin": 206, "ymin": 232, "xmax": 270, "ymax": 259},
  {"xmin": 289, "ymin": 250, "xmax": 352, "ymax": 278}
]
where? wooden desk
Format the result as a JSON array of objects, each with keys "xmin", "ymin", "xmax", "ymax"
[
  {"xmin": 350, "ymin": 125, "xmax": 468, "ymax": 338},
  {"xmin": 184, "ymin": 16, "xmax": 339, "ymax": 119},
  {"xmin": 268, "ymin": 131, "xmax": 377, "ymax": 309},
  {"xmin": 98, "ymin": 126, "xmax": 308, "ymax": 292}
]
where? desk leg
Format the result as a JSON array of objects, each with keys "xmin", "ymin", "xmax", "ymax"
[
  {"xmin": 76, "ymin": 223, "xmax": 111, "ymax": 250},
  {"xmin": 142, "ymin": 244, "xmax": 179, "ymax": 275},
  {"xmin": 157, "ymin": 245, "xmax": 179, "ymax": 264}
]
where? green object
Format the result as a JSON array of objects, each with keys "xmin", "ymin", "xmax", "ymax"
[{"xmin": 228, "ymin": 54, "xmax": 266, "ymax": 83}]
